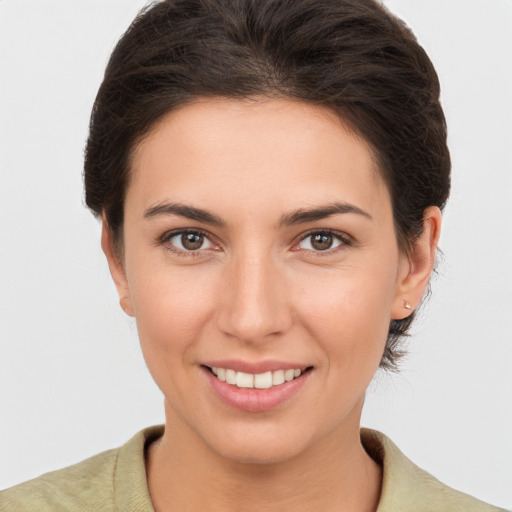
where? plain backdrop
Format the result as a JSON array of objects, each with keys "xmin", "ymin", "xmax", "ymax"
[{"xmin": 0, "ymin": 0, "xmax": 511, "ymax": 508}]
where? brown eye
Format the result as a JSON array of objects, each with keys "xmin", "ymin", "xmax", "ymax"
[
  {"xmin": 167, "ymin": 230, "xmax": 214, "ymax": 252},
  {"xmin": 297, "ymin": 231, "xmax": 346, "ymax": 252},
  {"xmin": 181, "ymin": 232, "xmax": 204, "ymax": 250},
  {"xmin": 311, "ymin": 233, "xmax": 334, "ymax": 251}
]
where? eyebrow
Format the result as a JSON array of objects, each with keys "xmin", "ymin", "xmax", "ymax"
[
  {"xmin": 279, "ymin": 202, "xmax": 373, "ymax": 226},
  {"xmin": 143, "ymin": 202, "xmax": 226, "ymax": 226},
  {"xmin": 143, "ymin": 201, "xmax": 372, "ymax": 227}
]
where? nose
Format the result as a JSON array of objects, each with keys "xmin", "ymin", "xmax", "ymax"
[{"xmin": 216, "ymin": 250, "xmax": 293, "ymax": 344}]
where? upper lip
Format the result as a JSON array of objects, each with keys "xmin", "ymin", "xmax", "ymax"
[{"xmin": 202, "ymin": 359, "xmax": 311, "ymax": 374}]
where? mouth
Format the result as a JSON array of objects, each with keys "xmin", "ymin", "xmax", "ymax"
[
  {"xmin": 201, "ymin": 363, "xmax": 313, "ymax": 412},
  {"xmin": 204, "ymin": 365, "xmax": 313, "ymax": 390}
]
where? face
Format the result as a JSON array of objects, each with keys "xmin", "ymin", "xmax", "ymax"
[{"xmin": 105, "ymin": 97, "xmax": 435, "ymax": 464}]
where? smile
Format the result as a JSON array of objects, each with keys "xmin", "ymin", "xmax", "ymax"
[
  {"xmin": 209, "ymin": 367, "xmax": 304, "ymax": 389},
  {"xmin": 203, "ymin": 363, "xmax": 312, "ymax": 412}
]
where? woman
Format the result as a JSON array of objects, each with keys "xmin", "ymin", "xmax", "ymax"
[{"xmin": 1, "ymin": 0, "xmax": 509, "ymax": 510}]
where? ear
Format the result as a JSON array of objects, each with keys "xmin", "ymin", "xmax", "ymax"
[
  {"xmin": 100, "ymin": 218, "xmax": 135, "ymax": 317},
  {"xmin": 391, "ymin": 206, "xmax": 442, "ymax": 320}
]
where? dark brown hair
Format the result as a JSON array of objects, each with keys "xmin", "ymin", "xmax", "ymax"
[{"xmin": 84, "ymin": 0, "xmax": 450, "ymax": 371}]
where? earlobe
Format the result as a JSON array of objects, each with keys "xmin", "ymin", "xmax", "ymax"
[
  {"xmin": 391, "ymin": 206, "xmax": 442, "ymax": 320},
  {"xmin": 100, "ymin": 218, "xmax": 135, "ymax": 317}
]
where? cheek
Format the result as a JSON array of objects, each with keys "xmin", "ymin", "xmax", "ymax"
[
  {"xmin": 295, "ymin": 262, "xmax": 397, "ymax": 366},
  {"xmin": 126, "ymin": 259, "xmax": 218, "ymax": 369}
]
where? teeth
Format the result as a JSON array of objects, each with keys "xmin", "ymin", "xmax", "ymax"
[
  {"xmin": 226, "ymin": 369, "xmax": 237, "ymax": 385},
  {"xmin": 284, "ymin": 369, "xmax": 295, "ymax": 382},
  {"xmin": 272, "ymin": 370, "xmax": 285, "ymax": 386},
  {"xmin": 254, "ymin": 371, "xmax": 272, "ymax": 389},
  {"xmin": 236, "ymin": 371, "xmax": 254, "ymax": 388},
  {"xmin": 210, "ymin": 367, "xmax": 304, "ymax": 389}
]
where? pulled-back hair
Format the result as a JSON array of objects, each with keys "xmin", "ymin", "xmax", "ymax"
[{"xmin": 84, "ymin": 0, "xmax": 450, "ymax": 370}]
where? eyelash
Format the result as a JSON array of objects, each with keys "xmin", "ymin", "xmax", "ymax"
[
  {"xmin": 293, "ymin": 229, "xmax": 353, "ymax": 256},
  {"xmin": 160, "ymin": 228, "xmax": 217, "ymax": 258},
  {"xmin": 159, "ymin": 228, "xmax": 353, "ymax": 257}
]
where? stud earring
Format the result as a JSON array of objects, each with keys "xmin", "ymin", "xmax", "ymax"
[{"xmin": 403, "ymin": 300, "xmax": 412, "ymax": 310}]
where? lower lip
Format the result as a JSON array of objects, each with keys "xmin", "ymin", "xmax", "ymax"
[{"xmin": 202, "ymin": 367, "xmax": 310, "ymax": 413}]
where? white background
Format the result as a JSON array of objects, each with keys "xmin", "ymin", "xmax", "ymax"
[{"xmin": 0, "ymin": 0, "xmax": 510, "ymax": 508}]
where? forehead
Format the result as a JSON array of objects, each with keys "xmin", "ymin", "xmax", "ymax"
[{"xmin": 127, "ymin": 97, "xmax": 390, "ymax": 221}]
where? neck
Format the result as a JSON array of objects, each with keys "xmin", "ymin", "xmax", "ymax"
[{"xmin": 146, "ymin": 401, "xmax": 382, "ymax": 512}]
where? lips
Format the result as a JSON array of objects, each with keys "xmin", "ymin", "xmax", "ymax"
[{"xmin": 201, "ymin": 361, "xmax": 312, "ymax": 412}]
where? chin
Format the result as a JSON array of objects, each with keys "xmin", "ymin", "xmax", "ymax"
[
  {"xmin": 211, "ymin": 435, "xmax": 307, "ymax": 466},
  {"xmin": 195, "ymin": 416, "xmax": 323, "ymax": 466}
]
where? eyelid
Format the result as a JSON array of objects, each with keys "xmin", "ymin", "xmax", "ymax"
[
  {"xmin": 291, "ymin": 229, "xmax": 353, "ymax": 254},
  {"xmin": 158, "ymin": 227, "xmax": 352, "ymax": 257},
  {"xmin": 160, "ymin": 228, "xmax": 220, "ymax": 256}
]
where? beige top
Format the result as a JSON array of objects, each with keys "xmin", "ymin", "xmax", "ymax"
[{"xmin": 0, "ymin": 426, "xmax": 507, "ymax": 511}]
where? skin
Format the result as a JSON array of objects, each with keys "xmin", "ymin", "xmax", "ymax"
[{"xmin": 102, "ymin": 97, "xmax": 441, "ymax": 512}]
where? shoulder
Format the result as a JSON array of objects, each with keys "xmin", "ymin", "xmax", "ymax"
[
  {"xmin": 0, "ymin": 425, "xmax": 163, "ymax": 512},
  {"xmin": 0, "ymin": 447, "xmax": 119, "ymax": 511},
  {"xmin": 361, "ymin": 428, "xmax": 508, "ymax": 512}
]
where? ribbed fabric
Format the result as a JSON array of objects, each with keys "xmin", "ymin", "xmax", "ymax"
[{"xmin": 1, "ymin": 426, "xmax": 507, "ymax": 511}]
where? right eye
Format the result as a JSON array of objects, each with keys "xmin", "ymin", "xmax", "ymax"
[{"xmin": 164, "ymin": 230, "xmax": 216, "ymax": 253}]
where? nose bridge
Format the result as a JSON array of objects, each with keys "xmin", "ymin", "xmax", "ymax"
[{"xmin": 217, "ymin": 243, "xmax": 291, "ymax": 343}]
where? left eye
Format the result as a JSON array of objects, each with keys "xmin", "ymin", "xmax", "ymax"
[
  {"xmin": 297, "ymin": 232, "xmax": 345, "ymax": 252},
  {"xmin": 167, "ymin": 231, "xmax": 215, "ymax": 252}
]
